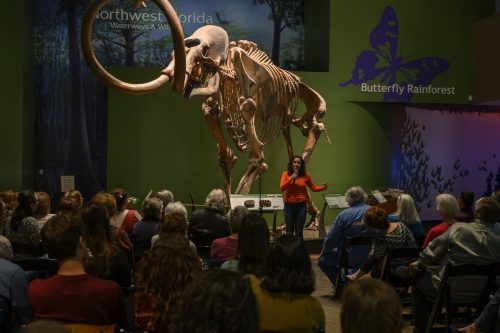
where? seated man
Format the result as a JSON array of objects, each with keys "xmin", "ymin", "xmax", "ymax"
[
  {"xmin": 411, "ymin": 197, "xmax": 500, "ymax": 333},
  {"xmin": 317, "ymin": 186, "xmax": 379, "ymax": 290},
  {"xmin": 0, "ymin": 235, "xmax": 33, "ymax": 332},
  {"xmin": 28, "ymin": 213, "xmax": 127, "ymax": 327},
  {"xmin": 210, "ymin": 206, "xmax": 249, "ymax": 261},
  {"xmin": 456, "ymin": 190, "xmax": 475, "ymax": 222}
]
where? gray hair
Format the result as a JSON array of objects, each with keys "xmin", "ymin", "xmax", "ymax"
[
  {"xmin": 395, "ymin": 194, "xmax": 420, "ymax": 225},
  {"xmin": 164, "ymin": 201, "xmax": 188, "ymax": 219},
  {"xmin": 205, "ymin": 189, "xmax": 227, "ymax": 212},
  {"xmin": 436, "ymin": 193, "xmax": 460, "ymax": 219},
  {"xmin": 142, "ymin": 197, "xmax": 163, "ymax": 220},
  {"xmin": 229, "ymin": 206, "xmax": 250, "ymax": 234},
  {"xmin": 156, "ymin": 189, "xmax": 174, "ymax": 207},
  {"xmin": 345, "ymin": 186, "xmax": 367, "ymax": 206},
  {"xmin": 0, "ymin": 235, "xmax": 13, "ymax": 260}
]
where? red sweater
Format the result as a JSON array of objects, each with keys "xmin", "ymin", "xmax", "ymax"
[
  {"xmin": 280, "ymin": 171, "xmax": 326, "ymax": 204},
  {"xmin": 423, "ymin": 222, "xmax": 450, "ymax": 248}
]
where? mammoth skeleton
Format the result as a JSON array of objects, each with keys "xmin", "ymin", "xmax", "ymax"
[{"xmin": 82, "ymin": 0, "xmax": 329, "ymax": 201}]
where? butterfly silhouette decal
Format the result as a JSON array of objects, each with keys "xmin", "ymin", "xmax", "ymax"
[{"xmin": 339, "ymin": 6, "xmax": 449, "ymax": 102}]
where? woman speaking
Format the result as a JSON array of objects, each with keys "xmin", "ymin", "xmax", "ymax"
[{"xmin": 280, "ymin": 155, "xmax": 327, "ymax": 240}]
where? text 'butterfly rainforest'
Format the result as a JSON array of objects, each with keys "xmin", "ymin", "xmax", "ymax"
[{"xmin": 339, "ymin": 6, "xmax": 451, "ymax": 102}]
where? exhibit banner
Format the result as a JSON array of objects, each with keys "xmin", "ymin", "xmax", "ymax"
[{"xmin": 333, "ymin": 0, "xmax": 484, "ymax": 104}]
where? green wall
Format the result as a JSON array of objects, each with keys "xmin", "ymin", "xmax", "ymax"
[{"xmin": 0, "ymin": 1, "xmax": 33, "ymax": 190}]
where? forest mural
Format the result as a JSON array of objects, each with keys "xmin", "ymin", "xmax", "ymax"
[
  {"xmin": 33, "ymin": 0, "xmax": 327, "ymax": 203},
  {"xmin": 393, "ymin": 105, "xmax": 500, "ymax": 220}
]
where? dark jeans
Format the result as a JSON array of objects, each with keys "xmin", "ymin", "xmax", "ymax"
[
  {"xmin": 284, "ymin": 201, "xmax": 307, "ymax": 240},
  {"xmin": 412, "ymin": 270, "xmax": 437, "ymax": 333}
]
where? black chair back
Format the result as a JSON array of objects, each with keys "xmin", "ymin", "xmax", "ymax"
[
  {"xmin": 334, "ymin": 236, "xmax": 373, "ymax": 294},
  {"xmin": 12, "ymin": 258, "xmax": 59, "ymax": 276},
  {"xmin": 11, "ymin": 241, "xmax": 40, "ymax": 259}
]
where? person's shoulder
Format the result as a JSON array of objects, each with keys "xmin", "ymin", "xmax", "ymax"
[{"xmin": 0, "ymin": 258, "xmax": 23, "ymax": 275}]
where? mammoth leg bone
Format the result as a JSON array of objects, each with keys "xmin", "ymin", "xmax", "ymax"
[
  {"xmin": 235, "ymin": 97, "xmax": 268, "ymax": 194},
  {"xmin": 202, "ymin": 97, "xmax": 237, "ymax": 196}
]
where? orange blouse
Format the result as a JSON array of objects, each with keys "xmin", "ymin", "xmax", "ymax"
[{"xmin": 280, "ymin": 171, "xmax": 326, "ymax": 204}]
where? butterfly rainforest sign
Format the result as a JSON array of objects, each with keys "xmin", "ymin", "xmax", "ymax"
[{"xmin": 338, "ymin": 6, "xmax": 460, "ymax": 103}]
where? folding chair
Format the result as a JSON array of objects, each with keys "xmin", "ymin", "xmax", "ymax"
[
  {"xmin": 425, "ymin": 262, "xmax": 496, "ymax": 333},
  {"xmin": 334, "ymin": 236, "xmax": 373, "ymax": 295},
  {"xmin": 12, "ymin": 257, "xmax": 59, "ymax": 276}
]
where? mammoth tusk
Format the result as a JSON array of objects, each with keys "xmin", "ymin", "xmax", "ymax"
[{"xmin": 81, "ymin": 0, "xmax": 186, "ymax": 95}]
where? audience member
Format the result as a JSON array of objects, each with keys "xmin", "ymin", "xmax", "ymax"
[
  {"xmin": 0, "ymin": 190, "xmax": 18, "ymax": 220},
  {"xmin": 249, "ymin": 234, "xmax": 325, "ymax": 332},
  {"xmin": 135, "ymin": 234, "xmax": 202, "ymax": 332},
  {"xmin": 221, "ymin": 213, "xmax": 270, "ymax": 277},
  {"xmin": 210, "ymin": 206, "xmax": 249, "ymax": 261},
  {"xmin": 0, "ymin": 236, "xmax": 33, "ymax": 332},
  {"xmin": 411, "ymin": 197, "xmax": 500, "ymax": 333},
  {"xmin": 456, "ymin": 190, "xmax": 475, "ymax": 222},
  {"xmin": 155, "ymin": 189, "xmax": 174, "ymax": 209},
  {"xmin": 422, "ymin": 193, "xmax": 460, "ymax": 248},
  {"xmin": 341, "ymin": 279, "xmax": 403, "ymax": 333},
  {"xmin": 110, "ymin": 188, "xmax": 142, "ymax": 235},
  {"xmin": 170, "ymin": 269, "xmax": 258, "ymax": 333},
  {"xmin": 347, "ymin": 206, "xmax": 416, "ymax": 280},
  {"xmin": 63, "ymin": 190, "xmax": 84, "ymax": 209},
  {"xmin": 0, "ymin": 199, "xmax": 7, "ymax": 234},
  {"xmin": 387, "ymin": 193, "xmax": 424, "ymax": 239},
  {"xmin": 56, "ymin": 196, "xmax": 80, "ymax": 213},
  {"xmin": 81, "ymin": 203, "xmax": 131, "ymax": 287},
  {"xmin": 33, "ymin": 191, "xmax": 55, "ymax": 228},
  {"xmin": 28, "ymin": 213, "xmax": 127, "ymax": 327},
  {"xmin": 150, "ymin": 202, "xmax": 191, "ymax": 248},
  {"xmin": 492, "ymin": 190, "xmax": 500, "ymax": 204},
  {"xmin": 4, "ymin": 190, "xmax": 41, "ymax": 254},
  {"xmin": 132, "ymin": 197, "xmax": 162, "ymax": 255},
  {"xmin": 188, "ymin": 189, "xmax": 230, "ymax": 247},
  {"xmin": 318, "ymin": 186, "xmax": 379, "ymax": 289}
]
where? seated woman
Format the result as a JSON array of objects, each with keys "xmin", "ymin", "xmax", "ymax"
[
  {"xmin": 33, "ymin": 192, "xmax": 55, "ymax": 228},
  {"xmin": 81, "ymin": 203, "xmax": 131, "ymax": 287},
  {"xmin": 248, "ymin": 234, "xmax": 325, "ymax": 333},
  {"xmin": 388, "ymin": 194, "xmax": 424, "ymax": 239},
  {"xmin": 134, "ymin": 234, "xmax": 202, "ymax": 332},
  {"xmin": 210, "ymin": 205, "xmax": 249, "ymax": 262},
  {"xmin": 110, "ymin": 188, "xmax": 142, "ymax": 235},
  {"xmin": 169, "ymin": 269, "xmax": 258, "ymax": 333},
  {"xmin": 188, "ymin": 189, "xmax": 230, "ymax": 247},
  {"xmin": 341, "ymin": 279, "xmax": 404, "ymax": 333},
  {"xmin": 422, "ymin": 193, "xmax": 460, "ymax": 248},
  {"xmin": 221, "ymin": 213, "xmax": 270, "ymax": 277},
  {"xmin": 4, "ymin": 190, "xmax": 41, "ymax": 258},
  {"xmin": 347, "ymin": 206, "xmax": 416, "ymax": 280}
]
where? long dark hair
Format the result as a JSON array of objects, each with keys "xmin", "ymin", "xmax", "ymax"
[
  {"xmin": 169, "ymin": 269, "xmax": 259, "ymax": 333},
  {"xmin": 81, "ymin": 203, "xmax": 117, "ymax": 278},
  {"xmin": 287, "ymin": 155, "xmax": 306, "ymax": 176},
  {"xmin": 238, "ymin": 213, "xmax": 270, "ymax": 278},
  {"xmin": 10, "ymin": 190, "xmax": 37, "ymax": 232},
  {"xmin": 261, "ymin": 234, "xmax": 315, "ymax": 294}
]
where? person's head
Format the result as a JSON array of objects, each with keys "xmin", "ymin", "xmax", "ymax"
[
  {"xmin": 81, "ymin": 202, "xmax": 112, "ymax": 242},
  {"xmin": 205, "ymin": 189, "xmax": 227, "ymax": 213},
  {"xmin": 475, "ymin": 197, "xmax": 500, "ymax": 224},
  {"xmin": 34, "ymin": 192, "xmax": 51, "ymax": 216},
  {"xmin": 142, "ymin": 197, "xmax": 163, "ymax": 221},
  {"xmin": 238, "ymin": 213, "xmax": 270, "ymax": 277},
  {"xmin": 170, "ymin": 269, "xmax": 259, "ymax": 333},
  {"xmin": 0, "ymin": 235, "xmax": 13, "ymax": 260},
  {"xmin": 10, "ymin": 190, "xmax": 38, "ymax": 231},
  {"xmin": 135, "ymin": 234, "xmax": 202, "ymax": 331},
  {"xmin": 156, "ymin": 189, "xmax": 174, "ymax": 208},
  {"xmin": 160, "ymin": 212, "xmax": 188, "ymax": 237},
  {"xmin": 64, "ymin": 190, "xmax": 84, "ymax": 208},
  {"xmin": 41, "ymin": 213, "xmax": 85, "ymax": 262},
  {"xmin": 57, "ymin": 196, "xmax": 80, "ymax": 213},
  {"xmin": 164, "ymin": 201, "xmax": 188, "ymax": 219},
  {"xmin": 262, "ymin": 234, "xmax": 315, "ymax": 294},
  {"xmin": 364, "ymin": 206, "xmax": 389, "ymax": 231},
  {"xmin": 341, "ymin": 279, "xmax": 403, "ymax": 333},
  {"xmin": 458, "ymin": 191, "xmax": 475, "ymax": 209},
  {"xmin": 395, "ymin": 194, "xmax": 419, "ymax": 225},
  {"xmin": 287, "ymin": 155, "xmax": 306, "ymax": 176},
  {"xmin": 110, "ymin": 188, "xmax": 129, "ymax": 211},
  {"xmin": 0, "ymin": 190, "xmax": 18, "ymax": 211},
  {"xmin": 229, "ymin": 206, "xmax": 249, "ymax": 234},
  {"xmin": 436, "ymin": 193, "xmax": 460, "ymax": 220},
  {"xmin": 91, "ymin": 192, "xmax": 117, "ymax": 217},
  {"xmin": 345, "ymin": 186, "xmax": 367, "ymax": 206}
]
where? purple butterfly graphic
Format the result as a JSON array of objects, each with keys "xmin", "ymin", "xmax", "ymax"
[{"xmin": 339, "ymin": 6, "xmax": 449, "ymax": 102}]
